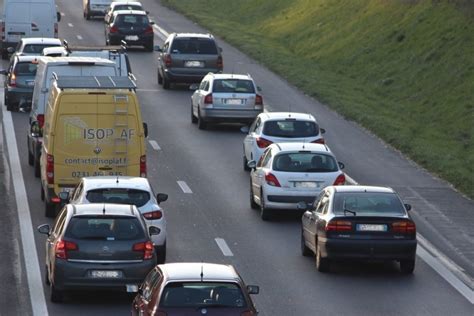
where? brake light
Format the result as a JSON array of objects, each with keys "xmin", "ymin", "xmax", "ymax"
[
  {"xmin": 133, "ymin": 241, "xmax": 154, "ymax": 260},
  {"xmin": 110, "ymin": 25, "xmax": 118, "ymax": 33},
  {"xmin": 164, "ymin": 54, "xmax": 172, "ymax": 67},
  {"xmin": 326, "ymin": 220, "xmax": 352, "ymax": 232},
  {"xmin": 311, "ymin": 138, "xmax": 325, "ymax": 144},
  {"xmin": 142, "ymin": 210, "xmax": 163, "ymax": 220},
  {"xmin": 256, "ymin": 137, "xmax": 272, "ymax": 148},
  {"xmin": 144, "ymin": 25, "xmax": 153, "ymax": 34},
  {"xmin": 333, "ymin": 173, "xmax": 346, "ymax": 185},
  {"xmin": 54, "ymin": 23, "xmax": 58, "ymax": 38},
  {"xmin": 392, "ymin": 221, "xmax": 416, "ymax": 234},
  {"xmin": 140, "ymin": 155, "xmax": 146, "ymax": 177},
  {"xmin": 217, "ymin": 55, "xmax": 223, "ymax": 70},
  {"xmin": 37, "ymin": 114, "xmax": 45, "ymax": 129},
  {"xmin": 265, "ymin": 172, "xmax": 281, "ymax": 187},
  {"xmin": 255, "ymin": 94, "xmax": 263, "ymax": 106},
  {"xmin": 204, "ymin": 93, "xmax": 213, "ymax": 104},
  {"xmin": 46, "ymin": 154, "xmax": 54, "ymax": 184},
  {"xmin": 55, "ymin": 239, "xmax": 78, "ymax": 259},
  {"xmin": 9, "ymin": 73, "xmax": 17, "ymax": 87}
]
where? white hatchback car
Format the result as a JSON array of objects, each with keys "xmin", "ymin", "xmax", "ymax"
[
  {"xmin": 10, "ymin": 37, "xmax": 62, "ymax": 56},
  {"xmin": 248, "ymin": 143, "xmax": 345, "ymax": 220},
  {"xmin": 242, "ymin": 112, "xmax": 325, "ymax": 171},
  {"xmin": 62, "ymin": 176, "xmax": 168, "ymax": 263}
]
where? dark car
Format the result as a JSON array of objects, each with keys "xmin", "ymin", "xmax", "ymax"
[
  {"xmin": 301, "ymin": 185, "xmax": 417, "ymax": 273},
  {"xmin": 156, "ymin": 33, "xmax": 223, "ymax": 89},
  {"xmin": 0, "ymin": 55, "xmax": 38, "ymax": 111},
  {"xmin": 37, "ymin": 203, "xmax": 160, "ymax": 302},
  {"xmin": 105, "ymin": 10, "xmax": 154, "ymax": 51},
  {"xmin": 131, "ymin": 262, "xmax": 259, "ymax": 316}
]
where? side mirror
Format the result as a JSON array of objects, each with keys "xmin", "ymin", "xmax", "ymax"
[
  {"xmin": 37, "ymin": 224, "xmax": 50, "ymax": 235},
  {"xmin": 156, "ymin": 193, "xmax": 168, "ymax": 204},
  {"xmin": 30, "ymin": 121, "xmax": 42, "ymax": 137},
  {"xmin": 338, "ymin": 162, "xmax": 345, "ymax": 170},
  {"xmin": 189, "ymin": 83, "xmax": 199, "ymax": 90},
  {"xmin": 143, "ymin": 122, "xmax": 148, "ymax": 138},
  {"xmin": 247, "ymin": 285, "xmax": 259, "ymax": 295},
  {"xmin": 0, "ymin": 69, "xmax": 7, "ymax": 75},
  {"xmin": 404, "ymin": 203, "xmax": 412, "ymax": 211},
  {"xmin": 149, "ymin": 21, "xmax": 155, "ymax": 25},
  {"xmin": 247, "ymin": 160, "xmax": 256, "ymax": 169},
  {"xmin": 154, "ymin": 45, "xmax": 162, "ymax": 52},
  {"xmin": 7, "ymin": 47, "xmax": 14, "ymax": 53},
  {"xmin": 57, "ymin": 12, "xmax": 61, "ymax": 22},
  {"xmin": 149, "ymin": 226, "xmax": 161, "ymax": 236},
  {"xmin": 320, "ymin": 128, "xmax": 326, "ymax": 134},
  {"xmin": 257, "ymin": 86, "xmax": 262, "ymax": 92},
  {"xmin": 240, "ymin": 125, "xmax": 250, "ymax": 134}
]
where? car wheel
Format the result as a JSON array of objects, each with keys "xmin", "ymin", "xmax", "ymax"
[
  {"xmin": 155, "ymin": 243, "xmax": 166, "ymax": 264},
  {"xmin": 40, "ymin": 183, "xmax": 45, "ymax": 201},
  {"xmin": 157, "ymin": 70, "xmax": 163, "ymax": 85},
  {"xmin": 162, "ymin": 76, "xmax": 170, "ymax": 90},
  {"xmin": 301, "ymin": 230, "xmax": 312, "ymax": 257},
  {"xmin": 27, "ymin": 138, "xmax": 34, "ymax": 166},
  {"xmin": 249, "ymin": 181, "xmax": 258, "ymax": 209},
  {"xmin": 400, "ymin": 259, "xmax": 415, "ymax": 274},
  {"xmin": 50, "ymin": 283, "xmax": 63, "ymax": 303},
  {"xmin": 315, "ymin": 241, "xmax": 329, "ymax": 272},
  {"xmin": 6, "ymin": 101, "xmax": 14, "ymax": 112},
  {"xmin": 260, "ymin": 190, "xmax": 271, "ymax": 221},
  {"xmin": 45, "ymin": 266, "xmax": 50, "ymax": 286},
  {"xmin": 1, "ymin": 50, "xmax": 8, "ymax": 60},
  {"xmin": 197, "ymin": 109, "xmax": 207, "ymax": 130},
  {"xmin": 45, "ymin": 200, "xmax": 56, "ymax": 218},
  {"xmin": 191, "ymin": 103, "xmax": 197, "ymax": 123},
  {"xmin": 34, "ymin": 154, "xmax": 41, "ymax": 178},
  {"xmin": 243, "ymin": 155, "xmax": 250, "ymax": 171}
]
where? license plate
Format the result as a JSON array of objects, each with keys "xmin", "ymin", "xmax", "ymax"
[
  {"xmin": 126, "ymin": 284, "xmax": 139, "ymax": 293},
  {"xmin": 27, "ymin": 81, "xmax": 35, "ymax": 86},
  {"xmin": 125, "ymin": 35, "xmax": 139, "ymax": 41},
  {"xmin": 356, "ymin": 224, "xmax": 387, "ymax": 231},
  {"xmin": 294, "ymin": 181, "xmax": 318, "ymax": 188},
  {"xmin": 184, "ymin": 60, "xmax": 204, "ymax": 67},
  {"xmin": 225, "ymin": 98, "xmax": 243, "ymax": 105},
  {"xmin": 90, "ymin": 270, "xmax": 121, "ymax": 278}
]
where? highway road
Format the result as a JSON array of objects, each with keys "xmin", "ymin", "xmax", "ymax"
[{"xmin": 0, "ymin": 0, "xmax": 473, "ymax": 315}]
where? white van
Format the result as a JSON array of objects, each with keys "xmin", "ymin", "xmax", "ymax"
[
  {"xmin": 83, "ymin": 0, "xmax": 113, "ymax": 20},
  {"xmin": 1, "ymin": 0, "xmax": 60, "ymax": 59},
  {"xmin": 27, "ymin": 57, "xmax": 119, "ymax": 178}
]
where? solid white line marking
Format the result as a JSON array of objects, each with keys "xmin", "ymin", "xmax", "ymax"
[
  {"xmin": 60, "ymin": 12, "xmax": 65, "ymax": 17},
  {"xmin": 153, "ymin": 24, "xmax": 169, "ymax": 38},
  {"xmin": 67, "ymin": 23, "xmax": 73, "ymax": 28},
  {"xmin": 344, "ymin": 173, "xmax": 357, "ymax": 185},
  {"xmin": 177, "ymin": 181, "xmax": 193, "ymax": 194},
  {"xmin": 215, "ymin": 238, "xmax": 234, "ymax": 256},
  {"xmin": 76, "ymin": 35, "xmax": 83, "ymax": 40},
  {"xmin": 2, "ymin": 101, "xmax": 49, "ymax": 315},
  {"xmin": 149, "ymin": 140, "xmax": 161, "ymax": 151},
  {"xmin": 417, "ymin": 245, "xmax": 474, "ymax": 304}
]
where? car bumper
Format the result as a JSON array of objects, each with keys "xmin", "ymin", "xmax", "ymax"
[
  {"xmin": 263, "ymin": 186, "xmax": 319, "ymax": 210},
  {"xmin": 164, "ymin": 69, "xmax": 221, "ymax": 84},
  {"xmin": 6, "ymin": 88, "xmax": 33, "ymax": 105},
  {"xmin": 53, "ymin": 258, "xmax": 156, "ymax": 291},
  {"xmin": 109, "ymin": 34, "xmax": 153, "ymax": 46},
  {"xmin": 319, "ymin": 237, "xmax": 417, "ymax": 261},
  {"xmin": 201, "ymin": 108, "xmax": 262, "ymax": 123}
]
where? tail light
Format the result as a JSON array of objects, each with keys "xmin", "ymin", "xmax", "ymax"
[
  {"xmin": 256, "ymin": 137, "xmax": 272, "ymax": 148},
  {"xmin": 110, "ymin": 25, "xmax": 118, "ymax": 33},
  {"xmin": 9, "ymin": 73, "xmax": 17, "ymax": 87},
  {"xmin": 392, "ymin": 221, "xmax": 416, "ymax": 234},
  {"xmin": 46, "ymin": 154, "xmax": 54, "ymax": 184},
  {"xmin": 54, "ymin": 23, "xmax": 58, "ymax": 38},
  {"xmin": 144, "ymin": 25, "xmax": 153, "ymax": 34},
  {"xmin": 241, "ymin": 311, "xmax": 256, "ymax": 316},
  {"xmin": 311, "ymin": 138, "xmax": 325, "ymax": 144},
  {"xmin": 55, "ymin": 239, "xmax": 78, "ymax": 259},
  {"xmin": 333, "ymin": 173, "xmax": 346, "ymax": 185},
  {"xmin": 164, "ymin": 54, "xmax": 172, "ymax": 67},
  {"xmin": 326, "ymin": 220, "xmax": 352, "ymax": 232},
  {"xmin": 37, "ymin": 114, "xmax": 45, "ymax": 129},
  {"xmin": 217, "ymin": 56, "xmax": 223, "ymax": 70},
  {"xmin": 140, "ymin": 155, "xmax": 146, "ymax": 177},
  {"xmin": 142, "ymin": 210, "xmax": 163, "ymax": 220},
  {"xmin": 255, "ymin": 94, "xmax": 263, "ymax": 106},
  {"xmin": 133, "ymin": 241, "xmax": 154, "ymax": 260},
  {"xmin": 204, "ymin": 93, "xmax": 213, "ymax": 104},
  {"xmin": 265, "ymin": 172, "xmax": 281, "ymax": 187}
]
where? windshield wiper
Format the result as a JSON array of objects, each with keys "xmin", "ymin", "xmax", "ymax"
[{"xmin": 344, "ymin": 208, "xmax": 357, "ymax": 216}]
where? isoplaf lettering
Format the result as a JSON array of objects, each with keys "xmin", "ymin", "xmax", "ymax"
[{"xmin": 83, "ymin": 128, "xmax": 135, "ymax": 140}]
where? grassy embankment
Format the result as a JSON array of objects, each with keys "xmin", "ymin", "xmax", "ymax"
[{"xmin": 162, "ymin": 0, "xmax": 474, "ymax": 198}]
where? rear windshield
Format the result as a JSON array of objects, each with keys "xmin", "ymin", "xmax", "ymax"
[
  {"xmin": 115, "ymin": 14, "xmax": 149, "ymax": 26},
  {"xmin": 114, "ymin": 5, "xmax": 142, "ymax": 11},
  {"xmin": 15, "ymin": 62, "xmax": 38, "ymax": 76},
  {"xmin": 171, "ymin": 38, "xmax": 218, "ymax": 54},
  {"xmin": 273, "ymin": 152, "xmax": 338, "ymax": 172},
  {"xmin": 65, "ymin": 216, "xmax": 145, "ymax": 240},
  {"xmin": 23, "ymin": 44, "xmax": 61, "ymax": 54},
  {"xmin": 333, "ymin": 192, "xmax": 406, "ymax": 216},
  {"xmin": 160, "ymin": 282, "xmax": 247, "ymax": 308},
  {"xmin": 86, "ymin": 188, "xmax": 150, "ymax": 207},
  {"xmin": 263, "ymin": 120, "xmax": 319, "ymax": 138},
  {"xmin": 213, "ymin": 79, "xmax": 255, "ymax": 93}
]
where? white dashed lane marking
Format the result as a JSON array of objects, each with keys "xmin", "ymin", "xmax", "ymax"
[
  {"xmin": 76, "ymin": 35, "xmax": 83, "ymax": 40},
  {"xmin": 67, "ymin": 23, "xmax": 73, "ymax": 27},
  {"xmin": 177, "ymin": 181, "xmax": 193, "ymax": 194},
  {"xmin": 215, "ymin": 238, "xmax": 234, "ymax": 257},
  {"xmin": 149, "ymin": 140, "xmax": 161, "ymax": 151}
]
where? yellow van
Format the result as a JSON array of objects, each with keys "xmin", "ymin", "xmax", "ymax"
[{"xmin": 38, "ymin": 75, "xmax": 148, "ymax": 217}]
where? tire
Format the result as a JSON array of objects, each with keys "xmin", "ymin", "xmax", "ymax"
[
  {"xmin": 40, "ymin": 184, "xmax": 45, "ymax": 201},
  {"xmin": 250, "ymin": 181, "xmax": 258, "ymax": 209},
  {"xmin": 27, "ymin": 139, "xmax": 34, "ymax": 166},
  {"xmin": 1, "ymin": 50, "xmax": 8, "ymax": 60},
  {"xmin": 260, "ymin": 190, "xmax": 271, "ymax": 221},
  {"xmin": 6, "ymin": 102, "xmax": 14, "ymax": 111},
  {"xmin": 34, "ymin": 154, "xmax": 41, "ymax": 178},
  {"xmin": 400, "ymin": 259, "xmax": 415, "ymax": 274},
  {"xmin": 155, "ymin": 243, "xmax": 166, "ymax": 264},
  {"xmin": 301, "ymin": 230, "xmax": 312, "ymax": 257},
  {"xmin": 197, "ymin": 109, "xmax": 207, "ymax": 130},
  {"xmin": 50, "ymin": 283, "xmax": 63, "ymax": 303},
  {"xmin": 162, "ymin": 76, "xmax": 170, "ymax": 89},
  {"xmin": 45, "ymin": 200, "xmax": 56, "ymax": 218},
  {"xmin": 243, "ymin": 155, "xmax": 250, "ymax": 171},
  {"xmin": 191, "ymin": 104, "xmax": 197, "ymax": 123},
  {"xmin": 315, "ymin": 241, "xmax": 330, "ymax": 272},
  {"xmin": 45, "ymin": 266, "xmax": 50, "ymax": 286},
  {"xmin": 157, "ymin": 70, "xmax": 163, "ymax": 85}
]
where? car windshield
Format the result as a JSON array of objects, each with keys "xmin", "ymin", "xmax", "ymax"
[
  {"xmin": 273, "ymin": 152, "xmax": 338, "ymax": 172},
  {"xmin": 15, "ymin": 62, "xmax": 38, "ymax": 76},
  {"xmin": 23, "ymin": 44, "xmax": 60, "ymax": 54},
  {"xmin": 85, "ymin": 188, "xmax": 150, "ymax": 207},
  {"xmin": 65, "ymin": 216, "xmax": 145, "ymax": 240},
  {"xmin": 333, "ymin": 192, "xmax": 407, "ymax": 216},
  {"xmin": 160, "ymin": 282, "xmax": 247, "ymax": 308},
  {"xmin": 115, "ymin": 14, "xmax": 149, "ymax": 26},
  {"xmin": 114, "ymin": 5, "xmax": 142, "ymax": 11},
  {"xmin": 170, "ymin": 38, "xmax": 218, "ymax": 54},
  {"xmin": 213, "ymin": 79, "xmax": 255, "ymax": 93},
  {"xmin": 263, "ymin": 120, "xmax": 319, "ymax": 138}
]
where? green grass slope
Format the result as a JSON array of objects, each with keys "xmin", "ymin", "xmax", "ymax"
[{"xmin": 162, "ymin": 0, "xmax": 474, "ymax": 198}]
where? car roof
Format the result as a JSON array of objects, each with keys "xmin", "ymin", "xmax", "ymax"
[
  {"xmin": 20, "ymin": 38, "xmax": 61, "ymax": 45},
  {"xmin": 38, "ymin": 56, "xmax": 116, "ymax": 65},
  {"xmin": 259, "ymin": 111, "xmax": 316, "ymax": 121},
  {"xmin": 113, "ymin": 9, "xmax": 147, "ymax": 16},
  {"xmin": 208, "ymin": 73, "xmax": 252, "ymax": 80},
  {"xmin": 81, "ymin": 176, "xmax": 151, "ymax": 191},
  {"xmin": 42, "ymin": 46, "xmax": 68, "ymax": 55},
  {"xmin": 270, "ymin": 142, "xmax": 331, "ymax": 153},
  {"xmin": 172, "ymin": 32, "xmax": 215, "ymax": 39},
  {"xmin": 15, "ymin": 55, "xmax": 40, "ymax": 62},
  {"xmin": 333, "ymin": 185, "xmax": 396, "ymax": 194},
  {"xmin": 111, "ymin": 1, "xmax": 142, "ymax": 7},
  {"xmin": 159, "ymin": 263, "xmax": 241, "ymax": 282},
  {"xmin": 68, "ymin": 203, "xmax": 138, "ymax": 216}
]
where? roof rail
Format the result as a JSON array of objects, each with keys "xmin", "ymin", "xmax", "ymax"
[{"xmin": 54, "ymin": 75, "xmax": 137, "ymax": 90}]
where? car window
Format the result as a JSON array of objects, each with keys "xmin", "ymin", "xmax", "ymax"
[
  {"xmin": 199, "ymin": 80, "xmax": 208, "ymax": 91},
  {"xmin": 333, "ymin": 192, "xmax": 406, "ymax": 216},
  {"xmin": 65, "ymin": 217, "xmax": 145, "ymax": 240},
  {"xmin": 263, "ymin": 120, "xmax": 319, "ymax": 138},
  {"xmin": 160, "ymin": 282, "xmax": 247, "ymax": 308},
  {"xmin": 23, "ymin": 44, "xmax": 59, "ymax": 54},
  {"xmin": 114, "ymin": 4, "xmax": 142, "ymax": 11},
  {"xmin": 316, "ymin": 194, "xmax": 329, "ymax": 214},
  {"xmin": 115, "ymin": 14, "xmax": 149, "ymax": 26},
  {"xmin": 141, "ymin": 269, "xmax": 162, "ymax": 301},
  {"xmin": 212, "ymin": 79, "xmax": 255, "ymax": 93},
  {"xmin": 273, "ymin": 153, "xmax": 338, "ymax": 172},
  {"xmin": 249, "ymin": 117, "xmax": 259, "ymax": 133},
  {"xmin": 262, "ymin": 149, "xmax": 273, "ymax": 167},
  {"xmin": 71, "ymin": 182, "xmax": 84, "ymax": 202},
  {"xmin": 257, "ymin": 148, "xmax": 270, "ymax": 167},
  {"xmin": 15, "ymin": 62, "xmax": 38, "ymax": 76},
  {"xmin": 52, "ymin": 208, "xmax": 68, "ymax": 236},
  {"xmin": 170, "ymin": 38, "xmax": 218, "ymax": 54},
  {"xmin": 85, "ymin": 188, "xmax": 151, "ymax": 207}
]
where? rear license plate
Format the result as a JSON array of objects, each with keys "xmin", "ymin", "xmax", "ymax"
[
  {"xmin": 184, "ymin": 60, "xmax": 204, "ymax": 67},
  {"xmin": 27, "ymin": 81, "xmax": 35, "ymax": 86},
  {"xmin": 225, "ymin": 98, "xmax": 243, "ymax": 105},
  {"xmin": 294, "ymin": 181, "xmax": 318, "ymax": 188},
  {"xmin": 90, "ymin": 270, "xmax": 122, "ymax": 278},
  {"xmin": 356, "ymin": 224, "xmax": 387, "ymax": 231},
  {"xmin": 125, "ymin": 35, "xmax": 139, "ymax": 41},
  {"xmin": 126, "ymin": 284, "xmax": 139, "ymax": 293}
]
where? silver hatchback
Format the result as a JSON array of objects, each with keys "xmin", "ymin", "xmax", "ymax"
[{"xmin": 191, "ymin": 73, "xmax": 264, "ymax": 130}]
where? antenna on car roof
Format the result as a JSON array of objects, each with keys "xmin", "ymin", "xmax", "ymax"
[
  {"xmin": 103, "ymin": 204, "xmax": 106, "ymax": 214},
  {"xmin": 200, "ymin": 262, "xmax": 204, "ymax": 282},
  {"xmin": 302, "ymin": 138, "xmax": 306, "ymax": 149},
  {"xmin": 116, "ymin": 176, "xmax": 119, "ymax": 184}
]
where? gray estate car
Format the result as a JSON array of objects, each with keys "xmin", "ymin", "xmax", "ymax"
[{"xmin": 38, "ymin": 203, "xmax": 160, "ymax": 302}]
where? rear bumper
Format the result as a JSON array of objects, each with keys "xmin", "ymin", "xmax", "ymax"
[
  {"xmin": 109, "ymin": 34, "xmax": 153, "ymax": 46},
  {"xmin": 263, "ymin": 186, "xmax": 319, "ymax": 210},
  {"xmin": 200, "ymin": 108, "xmax": 262, "ymax": 123},
  {"xmin": 6, "ymin": 88, "xmax": 33, "ymax": 104},
  {"xmin": 164, "ymin": 68, "xmax": 221, "ymax": 84},
  {"xmin": 319, "ymin": 237, "xmax": 417, "ymax": 261}
]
